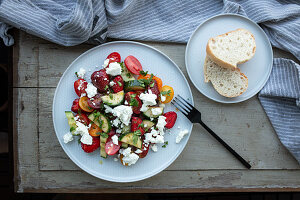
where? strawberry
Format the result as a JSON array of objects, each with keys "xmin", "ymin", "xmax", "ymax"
[
  {"xmin": 131, "ymin": 117, "xmax": 145, "ymax": 135},
  {"xmin": 81, "ymin": 136, "xmax": 100, "ymax": 153},
  {"xmin": 71, "ymin": 98, "xmax": 80, "ymax": 113},
  {"xmin": 163, "ymin": 111, "xmax": 177, "ymax": 129},
  {"xmin": 111, "ymin": 75, "xmax": 124, "ymax": 93},
  {"xmin": 91, "ymin": 69, "xmax": 110, "ymax": 92},
  {"xmin": 125, "ymin": 92, "xmax": 142, "ymax": 114},
  {"xmin": 139, "ymin": 144, "xmax": 150, "ymax": 158},
  {"xmin": 108, "ymin": 128, "xmax": 116, "ymax": 136},
  {"xmin": 147, "ymin": 79, "xmax": 160, "ymax": 97},
  {"xmin": 75, "ymin": 113, "xmax": 90, "ymax": 125}
]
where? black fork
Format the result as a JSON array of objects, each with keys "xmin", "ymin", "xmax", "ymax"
[{"xmin": 171, "ymin": 95, "xmax": 251, "ymax": 169}]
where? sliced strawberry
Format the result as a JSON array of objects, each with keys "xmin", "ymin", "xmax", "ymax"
[
  {"xmin": 125, "ymin": 92, "xmax": 142, "ymax": 114},
  {"xmin": 163, "ymin": 111, "xmax": 177, "ymax": 129},
  {"xmin": 147, "ymin": 79, "xmax": 160, "ymax": 97},
  {"xmin": 74, "ymin": 79, "xmax": 88, "ymax": 97},
  {"xmin": 81, "ymin": 136, "xmax": 100, "ymax": 153},
  {"xmin": 105, "ymin": 136, "xmax": 121, "ymax": 155},
  {"xmin": 111, "ymin": 75, "xmax": 124, "ymax": 93},
  {"xmin": 87, "ymin": 93, "xmax": 103, "ymax": 109},
  {"xmin": 71, "ymin": 98, "xmax": 80, "ymax": 113},
  {"xmin": 75, "ymin": 113, "xmax": 90, "ymax": 126},
  {"xmin": 91, "ymin": 69, "xmax": 110, "ymax": 92},
  {"xmin": 131, "ymin": 117, "xmax": 145, "ymax": 135},
  {"xmin": 139, "ymin": 144, "xmax": 150, "ymax": 158}
]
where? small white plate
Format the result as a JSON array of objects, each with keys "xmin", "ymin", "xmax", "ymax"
[
  {"xmin": 185, "ymin": 14, "xmax": 273, "ymax": 103},
  {"xmin": 53, "ymin": 41, "xmax": 193, "ymax": 182}
]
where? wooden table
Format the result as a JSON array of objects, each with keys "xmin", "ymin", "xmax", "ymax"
[{"xmin": 13, "ymin": 31, "xmax": 300, "ymax": 193}]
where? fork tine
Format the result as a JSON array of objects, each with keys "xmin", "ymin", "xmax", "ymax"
[
  {"xmin": 177, "ymin": 95, "xmax": 193, "ymax": 109},
  {"xmin": 171, "ymin": 100, "xmax": 190, "ymax": 114},
  {"xmin": 171, "ymin": 101, "xmax": 188, "ymax": 116},
  {"xmin": 175, "ymin": 96, "xmax": 192, "ymax": 110}
]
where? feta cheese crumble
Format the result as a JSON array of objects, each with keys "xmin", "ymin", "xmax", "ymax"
[
  {"xmin": 176, "ymin": 129, "xmax": 189, "ymax": 143},
  {"xmin": 111, "ymin": 135, "xmax": 119, "ymax": 145},
  {"xmin": 109, "ymin": 81, "xmax": 115, "ymax": 87},
  {"xmin": 106, "ymin": 62, "xmax": 122, "ymax": 76},
  {"xmin": 151, "ymin": 144, "xmax": 158, "ymax": 152},
  {"xmin": 102, "ymin": 59, "xmax": 109, "ymax": 68},
  {"xmin": 85, "ymin": 83, "xmax": 98, "ymax": 98},
  {"xmin": 104, "ymin": 105, "xmax": 133, "ymax": 126},
  {"xmin": 74, "ymin": 121, "xmax": 93, "ymax": 145},
  {"xmin": 135, "ymin": 149, "xmax": 143, "ymax": 154},
  {"xmin": 77, "ymin": 68, "xmax": 86, "ymax": 79},
  {"xmin": 120, "ymin": 147, "xmax": 139, "ymax": 166},
  {"xmin": 160, "ymin": 94, "xmax": 166, "ymax": 102},
  {"xmin": 139, "ymin": 90, "xmax": 157, "ymax": 112},
  {"xmin": 156, "ymin": 116, "xmax": 167, "ymax": 135},
  {"xmin": 63, "ymin": 132, "xmax": 73, "ymax": 143},
  {"xmin": 151, "ymin": 107, "xmax": 163, "ymax": 116},
  {"xmin": 114, "ymin": 158, "xmax": 118, "ymax": 162}
]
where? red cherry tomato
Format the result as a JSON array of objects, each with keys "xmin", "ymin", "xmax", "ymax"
[
  {"xmin": 71, "ymin": 98, "xmax": 80, "ymax": 113},
  {"xmin": 107, "ymin": 52, "xmax": 121, "ymax": 63},
  {"xmin": 139, "ymin": 145, "xmax": 150, "ymax": 158},
  {"xmin": 108, "ymin": 129, "xmax": 116, "ymax": 136},
  {"xmin": 105, "ymin": 137, "xmax": 121, "ymax": 155},
  {"xmin": 75, "ymin": 113, "xmax": 90, "ymax": 126},
  {"xmin": 74, "ymin": 79, "xmax": 88, "ymax": 97},
  {"xmin": 124, "ymin": 55, "xmax": 143, "ymax": 75}
]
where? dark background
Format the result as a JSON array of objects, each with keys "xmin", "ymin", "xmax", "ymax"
[{"xmin": 1, "ymin": 31, "xmax": 299, "ymax": 200}]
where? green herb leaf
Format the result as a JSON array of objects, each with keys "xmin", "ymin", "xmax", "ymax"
[
  {"xmin": 104, "ymin": 85, "xmax": 109, "ymax": 90},
  {"xmin": 165, "ymin": 141, "xmax": 168, "ymax": 145},
  {"xmin": 109, "ymin": 93, "xmax": 113, "ymax": 100},
  {"xmin": 96, "ymin": 132, "xmax": 101, "ymax": 136},
  {"xmin": 138, "ymin": 123, "xmax": 144, "ymax": 128},
  {"xmin": 160, "ymin": 90, "xmax": 171, "ymax": 96},
  {"xmin": 100, "ymin": 132, "xmax": 108, "ymax": 138},
  {"xmin": 70, "ymin": 127, "xmax": 76, "ymax": 132},
  {"xmin": 150, "ymin": 82, "xmax": 154, "ymax": 87},
  {"xmin": 133, "ymin": 134, "xmax": 138, "ymax": 144},
  {"xmin": 75, "ymin": 72, "xmax": 78, "ymax": 77},
  {"xmin": 126, "ymin": 73, "xmax": 132, "ymax": 78},
  {"xmin": 139, "ymin": 70, "xmax": 148, "ymax": 76},
  {"xmin": 117, "ymin": 81, "xmax": 122, "ymax": 87},
  {"xmin": 87, "ymin": 106, "xmax": 92, "ymax": 110},
  {"xmin": 77, "ymin": 138, "xmax": 81, "ymax": 144},
  {"xmin": 162, "ymin": 144, "xmax": 166, "ymax": 148}
]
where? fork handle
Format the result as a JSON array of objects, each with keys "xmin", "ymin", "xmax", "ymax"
[{"xmin": 199, "ymin": 121, "xmax": 251, "ymax": 169}]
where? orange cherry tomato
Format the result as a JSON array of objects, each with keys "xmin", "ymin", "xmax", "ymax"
[
  {"xmin": 79, "ymin": 96, "xmax": 94, "ymax": 112},
  {"xmin": 137, "ymin": 74, "xmax": 163, "ymax": 91},
  {"xmin": 88, "ymin": 123, "xmax": 101, "ymax": 137},
  {"xmin": 160, "ymin": 85, "xmax": 174, "ymax": 103}
]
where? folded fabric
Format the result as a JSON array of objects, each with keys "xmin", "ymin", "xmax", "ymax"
[{"xmin": 0, "ymin": 0, "xmax": 299, "ymax": 163}]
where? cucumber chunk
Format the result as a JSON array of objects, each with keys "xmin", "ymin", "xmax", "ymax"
[
  {"xmin": 88, "ymin": 112, "xmax": 111, "ymax": 133},
  {"xmin": 143, "ymin": 106, "xmax": 164, "ymax": 119},
  {"xmin": 142, "ymin": 120, "xmax": 155, "ymax": 131},
  {"xmin": 120, "ymin": 62, "xmax": 135, "ymax": 82},
  {"xmin": 101, "ymin": 90, "xmax": 125, "ymax": 106},
  {"xmin": 119, "ymin": 133, "xmax": 142, "ymax": 148},
  {"xmin": 65, "ymin": 111, "xmax": 78, "ymax": 135},
  {"xmin": 124, "ymin": 80, "xmax": 145, "ymax": 91}
]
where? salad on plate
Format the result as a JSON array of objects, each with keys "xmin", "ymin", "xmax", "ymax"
[{"xmin": 63, "ymin": 52, "xmax": 187, "ymax": 166}]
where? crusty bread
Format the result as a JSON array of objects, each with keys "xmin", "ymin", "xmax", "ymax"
[
  {"xmin": 204, "ymin": 56, "xmax": 248, "ymax": 97},
  {"xmin": 206, "ymin": 28, "xmax": 256, "ymax": 69}
]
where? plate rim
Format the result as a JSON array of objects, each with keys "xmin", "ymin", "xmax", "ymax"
[
  {"xmin": 185, "ymin": 13, "xmax": 273, "ymax": 104},
  {"xmin": 52, "ymin": 41, "xmax": 194, "ymax": 182}
]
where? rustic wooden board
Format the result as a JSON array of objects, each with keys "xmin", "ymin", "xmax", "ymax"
[{"xmin": 14, "ymin": 31, "xmax": 300, "ymax": 193}]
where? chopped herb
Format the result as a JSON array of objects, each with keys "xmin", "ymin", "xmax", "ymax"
[
  {"xmin": 90, "ymin": 120, "xmax": 94, "ymax": 124},
  {"xmin": 138, "ymin": 123, "xmax": 144, "ymax": 128},
  {"xmin": 77, "ymin": 138, "xmax": 81, "ymax": 144},
  {"xmin": 70, "ymin": 127, "xmax": 76, "ymax": 132},
  {"xmin": 133, "ymin": 130, "xmax": 142, "ymax": 144},
  {"xmin": 96, "ymin": 132, "xmax": 101, "ymax": 136},
  {"xmin": 139, "ymin": 70, "xmax": 148, "ymax": 76},
  {"xmin": 133, "ymin": 135, "xmax": 138, "ymax": 144},
  {"xmin": 104, "ymin": 85, "xmax": 109, "ymax": 90},
  {"xmin": 162, "ymin": 141, "xmax": 168, "ymax": 148},
  {"xmin": 78, "ymin": 109, "xmax": 81, "ymax": 115},
  {"xmin": 75, "ymin": 72, "xmax": 78, "ymax": 77},
  {"xmin": 87, "ymin": 106, "xmax": 92, "ymax": 110},
  {"xmin": 109, "ymin": 93, "xmax": 113, "ymax": 100},
  {"xmin": 100, "ymin": 132, "xmax": 108, "ymax": 138},
  {"xmin": 130, "ymin": 94, "xmax": 137, "ymax": 98},
  {"xmin": 117, "ymin": 81, "xmax": 122, "ymax": 87},
  {"xmin": 137, "ymin": 73, "xmax": 154, "ymax": 87},
  {"xmin": 150, "ymin": 82, "xmax": 154, "ymax": 87},
  {"xmin": 129, "ymin": 98, "xmax": 139, "ymax": 107},
  {"xmin": 126, "ymin": 73, "xmax": 132, "ymax": 78},
  {"xmin": 160, "ymin": 90, "xmax": 171, "ymax": 96}
]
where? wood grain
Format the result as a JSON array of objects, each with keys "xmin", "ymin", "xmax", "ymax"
[{"xmin": 14, "ymin": 31, "xmax": 300, "ymax": 193}]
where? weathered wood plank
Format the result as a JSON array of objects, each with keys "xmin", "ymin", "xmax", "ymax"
[
  {"xmin": 38, "ymin": 88, "xmax": 299, "ymax": 170},
  {"xmin": 17, "ymin": 170, "xmax": 300, "ymax": 193}
]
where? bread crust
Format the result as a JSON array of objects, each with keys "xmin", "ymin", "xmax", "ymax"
[{"xmin": 206, "ymin": 28, "xmax": 256, "ymax": 69}]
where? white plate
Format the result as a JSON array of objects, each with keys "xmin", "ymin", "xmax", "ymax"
[
  {"xmin": 53, "ymin": 41, "xmax": 193, "ymax": 182},
  {"xmin": 185, "ymin": 14, "xmax": 273, "ymax": 103}
]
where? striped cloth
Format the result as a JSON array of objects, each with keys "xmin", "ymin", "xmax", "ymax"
[{"xmin": 0, "ymin": 0, "xmax": 299, "ymax": 163}]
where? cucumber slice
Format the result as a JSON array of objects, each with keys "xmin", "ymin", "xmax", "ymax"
[
  {"xmin": 124, "ymin": 80, "xmax": 145, "ymax": 91},
  {"xmin": 120, "ymin": 62, "xmax": 135, "ymax": 82},
  {"xmin": 143, "ymin": 106, "xmax": 164, "ymax": 119},
  {"xmin": 65, "ymin": 111, "xmax": 78, "ymax": 135},
  {"xmin": 88, "ymin": 112, "xmax": 111, "ymax": 133},
  {"xmin": 100, "ymin": 135, "xmax": 108, "ymax": 158},
  {"xmin": 101, "ymin": 90, "xmax": 125, "ymax": 106},
  {"xmin": 142, "ymin": 120, "xmax": 155, "ymax": 131},
  {"xmin": 121, "ymin": 143, "xmax": 128, "ymax": 148},
  {"xmin": 121, "ymin": 125, "xmax": 131, "ymax": 134},
  {"xmin": 119, "ymin": 133, "xmax": 142, "ymax": 148}
]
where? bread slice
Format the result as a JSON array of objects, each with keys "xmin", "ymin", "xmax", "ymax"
[
  {"xmin": 204, "ymin": 56, "xmax": 248, "ymax": 97},
  {"xmin": 206, "ymin": 28, "xmax": 256, "ymax": 69}
]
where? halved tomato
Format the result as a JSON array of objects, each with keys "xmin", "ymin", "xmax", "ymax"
[
  {"xmin": 105, "ymin": 137, "xmax": 121, "ymax": 155},
  {"xmin": 124, "ymin": 55, "xmax": 143, "ymax": 75},
  {"xmin": 107, "ymin": 52, "xmax": 121, "ymax": 63},
  {"xmin": 75, "ymin": 113, "xmax": 90, "ymax": 125},
  {"xmin": 74, "ymin": 79, "xmax": 87, "ymax": 97},
  {"xmin": 79, "ymin": 96, "xmax": 94, "ymax": 112}
]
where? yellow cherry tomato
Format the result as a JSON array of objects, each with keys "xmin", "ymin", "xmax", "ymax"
[
  {"xmin": 79, "ymin": 96, "xmax": 94, "ymax": 112},
  {"xmin": 160, "ymin": 85, "xmax": 174, "ymax": 103}
]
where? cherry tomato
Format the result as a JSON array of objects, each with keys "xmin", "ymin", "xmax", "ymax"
[
  {"xmin": 163, "ymin": 111, "xmax": 177, "ymax": 129},
  {"xmin": 108, "ymin": 129, "xmax": 116, "ymax": 136},
  {"xmin": 139, "ymin": 145, "xmax": 150, "ymax": 158},
  {"xmin": 79, "ymin": 96, "xmax": 94, "ymax": 112},
  {"xmin": 71, "ymin": 98, "xmax": 80, "ymax": 113},
  {"xmin": 88, "ymin": 123, "xmax": 102, "ymax": 137},
  {"xmin": 105, "ymin": 137, "xmax": 121, "ymax": 155},
  {"xmin": 107, "ymin": 52, "xmax": 121, "ymax": 63},
  {"xmin": 160, "ymin": 85, "xmax": 174, "ymax": 103},
  {"xmin": 74, "ymin": 79, "xmax": 88, "ymax": 97},
  {"xmin": 131, "ymin": 117, "xmax": 145, "ymax": 135},
  {"xmin": 75, "ymin": 113, "xmax": 90, "ymax": 125},
  {"xmin": 124, "ymin": 55, "xmax": 143, "ymax": 75}
]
